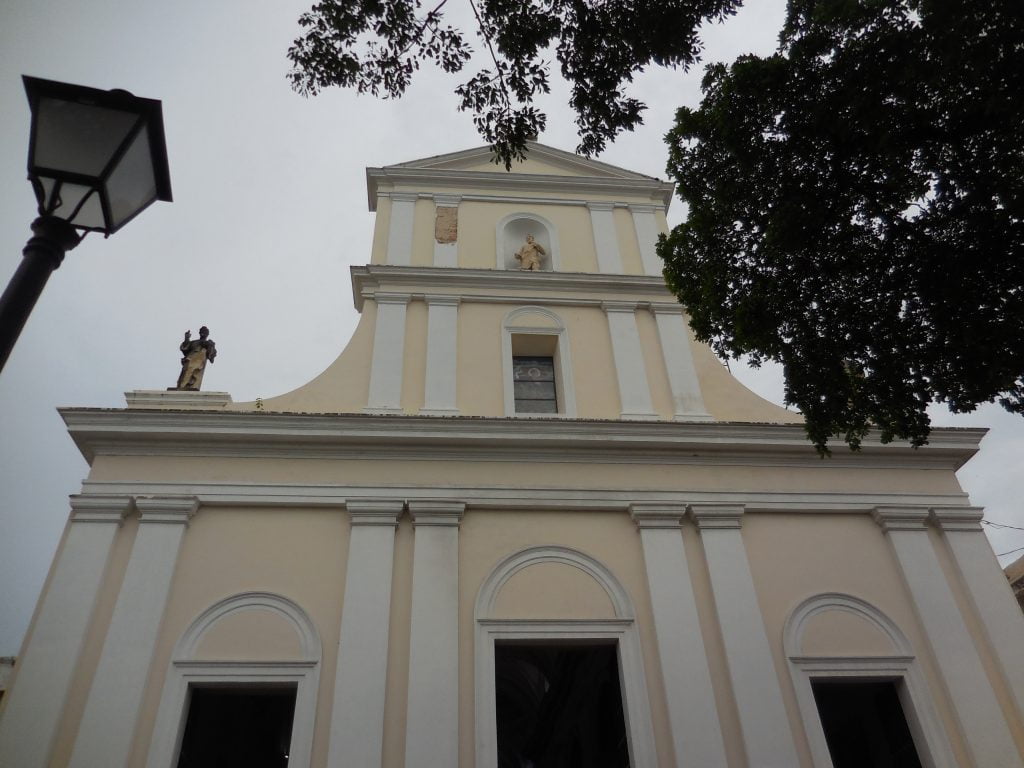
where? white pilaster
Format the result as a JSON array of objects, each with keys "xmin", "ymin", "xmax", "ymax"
[
  {"xmin": 0, "ymin": 496, "xmax": 130, "ymax": 768},
  {"xmin": 629, "ymin": 204, "xmax": 662, "ymax": 276},
  {"xmin": 433, "ymin": 194, "xmax": 460, "ymax": 267},
  {"xmin": 689, "ymin": 505, "xmax": 801, "ymax": 768},
  {"xmin": 326, "ymin": 499, "xmax": 402, "ymax": 768},
  {"xmin": 874, "ymin": 507, "xmax": 1024, "ymax": 768},
  {"xmin": 630, "ymin": 504, "xmax": 728, "ymax": 768},
  {"xmin": 650, "ymin": 304, "xmax": 711, "ymax": 421},
  {"xmin": 603, "ymin": 302, "xmax": 657, "ymax": 419},
  {"xmin": 404, "ymin": 501, "xmax": 464, "ymax": 768},
  {"xmin": 932, "ymin": 508, "xmax": 1024, "ymax": 720},
  {"xmin": 69, "ymin": 496, "xmax": 197, "ymax": 768},
  {"xmin": 421, "ymin": 295, "xmax": 460, "ymax": 415},
  {"xmin": 587, "ymin": 201, "xmax": 623, "ymax": 273},
  {"xmin": 386, "ymin": 191, "xmax": 418, "ymax": 266},
  {"xmin": 365, "ymin": 293, "xmax": 410, "ymax": 413}
]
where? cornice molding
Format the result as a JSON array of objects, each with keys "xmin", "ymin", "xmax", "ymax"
[
  {"xmin": 59, "ymin": 408, "xmax": 985, "ymax": 473},
  {"xmin": 351, "ymin": 264, "xmax": 676, "ymax": 311},
  {"xmin": 873, "ymin": 506, "xmax": 931, "ymax": 532},
  {"xmin": 134, "ymin": 495, "xmax": 199, "ymax": 525},
  {"xmin": 930, "ymin": 506, "xmax": 985, "ymax": 532}
]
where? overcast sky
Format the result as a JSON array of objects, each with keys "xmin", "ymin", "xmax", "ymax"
[{"xmin": 1, "ymin": 0, "xmax": 1022, "ymax": 655}]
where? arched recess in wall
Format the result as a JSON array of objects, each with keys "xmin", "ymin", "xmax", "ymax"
[
  {"xmin": 473, "ymin": 546, "xmax": 658, "ymax": 768},
  {"xmin": 501, "ymin": 306, "xmax": 577, "ymax": 417},
  {"xmin": 146, "ymin": 592, "xmax": 322, "ymax": 768},
  {"xmin": 496, "ymin": 211, "xmax": 560, "ymax": 271},
  {"xmin": 783, "ymin": 592, "xmax": 954, "ymax": 768}
]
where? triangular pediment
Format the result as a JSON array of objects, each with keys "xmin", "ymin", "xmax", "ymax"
[{"xmin": 384, "ymin": 141, "xmax": 659, "ymax": 181}]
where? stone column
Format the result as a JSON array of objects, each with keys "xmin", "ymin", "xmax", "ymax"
[
  {"xmin": 386, "ymin": 191, "xmax": 418, "ymax": 265},
  {"xmin": 0, "ymin": 495, "xmax": 130, "ymax": 768},
  {"xmin": 587, "ymin": 201, "xmax": 623, "ymax": 273},
  {"xmin": 874, "ymin": 507, "xmax": 1024, "ymax": 767},
  {"xmin": 404, "ymin": 501, "xmax": 464, "ymax": 768},
  {"xmin": 932, "ymin": 507, "xmax": 1024, "ymax": 719},
  {"xmin": 650, "ymin": 304, "xmax": 711, "ymax": 421},
  {"xmin": 326, "ymin": 499, "xmax": 403, "ymax": 768},
  {"xmin": 630, "ymin": 504, "xmax": 728, "ymax": 768},
  {"xmin": 421, "ymin": 295, "xmax": 460, "ymax": 415},
  {"xmin": 69, "ymin": 496, "xmax": 197, "ymax": 768},
  {"xmin": 689, "ymin": 505, "xmax": 800, "ymax": 768},
  {"xmin": 603, "ymin": 301, "xmax": 656, "ymax": 419},
  {"xmin": 433, "ymin": 195, "xmax": 460, "ymax": 267},
  {"xmin": 629, "ymin": 204, "xmax": 662, "ymax": 276},
  {"xmin": 365, "ymin": 293, "xmax": 410, "ymax": 413}
]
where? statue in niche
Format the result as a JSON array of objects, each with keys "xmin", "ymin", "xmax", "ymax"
[
  {"xmin": 514, "ymin": 234, "xmax": 547, "ymax": 271},
  {"xmin": 173, "ymin": 326, "xmax": 217, "ymax": 391}
]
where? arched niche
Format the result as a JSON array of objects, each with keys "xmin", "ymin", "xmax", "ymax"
[
  {"xmin": 496, "ymin": 212, "xmax": 560, "ymax": 271},
  {"xmin": 146, "ymin": 592, "xmax": 322, "ymax": 768}
]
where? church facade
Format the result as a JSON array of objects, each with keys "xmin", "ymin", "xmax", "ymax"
[{"xmin": 1, "ymin": 143, "xmax": 1023, "ymax": 768}]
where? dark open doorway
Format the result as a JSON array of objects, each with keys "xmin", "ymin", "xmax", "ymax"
[
  {"xmin": 812, "ymin": 679, "xmax": 923, "ymax": 768},
  {"xmin": 495, "ymin": 642, "xmax": 630, "ymax": 768},
  {"xmin": 175, "ymin": 684, "xmax": 297, "ymax": 768}
]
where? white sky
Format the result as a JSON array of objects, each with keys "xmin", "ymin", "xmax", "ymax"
[{"xmin": 1, "ymin": 0, "xmax": 1022, "ymax": 655}]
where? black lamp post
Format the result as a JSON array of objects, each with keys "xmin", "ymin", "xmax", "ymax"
[{"xmin": 0, "ymin": 76, "xmax": 172, "ymax": 373}]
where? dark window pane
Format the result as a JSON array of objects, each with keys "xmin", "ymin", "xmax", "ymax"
[
  {"xmin": 516, "ymin": 399, "xmax": 558, "ymax": 413},
  {"xmin": 495, "ymin": 644, "xmax": 630, "ymax": 768},
  {"xmin": 176, "ymin": 685, "xmax": 296, "ymax": 768},
  {"xmin": 514, "ymin": 381, "xmax": 557, "ymax": 400},
  {"xmin": 513, "ymin": 355, "xmax": 558, "ymax": 413},
  {"xmin": 513, "ymin": 356, "xmax": 555, "ymax": 382},
  {"xmin": 812, "ymin": 681, "xmax": 923, "ymax": 768}
]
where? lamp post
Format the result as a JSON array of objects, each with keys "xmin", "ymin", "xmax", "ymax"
[{"xmin": 0, "ymin": 76, "xmax": 172, "ymax": 373}]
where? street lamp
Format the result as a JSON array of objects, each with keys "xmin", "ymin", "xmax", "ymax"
[{"xmin": 0, "ymin": 76, "xmax": 172, "ymax": 373}]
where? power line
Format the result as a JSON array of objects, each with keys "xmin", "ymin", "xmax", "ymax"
[{"xmin": 997, "ymin": 545, "xmax": 1024, "ymax": 558}]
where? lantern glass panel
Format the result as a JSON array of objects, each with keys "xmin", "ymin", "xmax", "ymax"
[
  {"xmin": 51, "ymin": 182, "xmax": 106, "ymax": 229},
  {"xmin": 107, "ymin": 128, "xmax": 157, "ymax": 228},
  {"xmin": 33, "ymin": 97, "xmax": 139, "ymax": 177}
]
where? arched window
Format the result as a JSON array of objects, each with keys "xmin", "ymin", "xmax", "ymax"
[
  {"xmin": 474, "ymin": 546, "xmax": 657, "ymax": 768},
  {"xmin": 501, "ymin": 306, "xmax": 577, "ymax": 417},
  {"xmin": 146, "ymin": 592, "xmax": 322, "ymax": 768},
  {"xmin": 784, "ymin": 593, "xmax": 954, "ymax": 768}
]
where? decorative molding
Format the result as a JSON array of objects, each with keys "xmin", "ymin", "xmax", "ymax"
[
  {"xmin": 345, "ymin": 498, "xmax": 403, "ymax": 526},
  {"xmin": 690, "ymin": 504, "xmax": 744, "ymax": 530},
  {"xmin": 629, "ymin": 502, "xmax": 686, "ymax": 530},
  {"xmin": 930, "ymin": 506, "xmax": 984, "ymax": 532},
  {"xmin": 873, "ymin": 505, "xmax": 931, "ymax": 532},
  {"xmin": 366, "ymin": 165, "xmax": 673, "ymax": 211},
  {"xmin": 350, "ymin": 264, "xmax": 675, "ymax": 311},
  {"xmin": 60, "ymin": 408, "xmax": 986, "ymax": 471},
  {"xmin": 125, "ymin": 390, "xmax": 232, "ymax": 409},
  {"xmin": 475, "ymin": 545, "xmax": 634, "ymax": 620},
  {"xmin": 68, "ymin": 494, "xmax": 132, "ymax": 524},
  {"xmin": 432, "ymin": 194, "xmax": 461, "ymax": 207},
  {"xmin": 408, "ymin": 499, "xmax": 464, "ymax": 526},
  {"xmin": 77, "ymin": 481, "xmax": 977, "ymax": 515},
  {"xmin": 134, "ymin": 495, "xmax": 198, "ymax": 525}
]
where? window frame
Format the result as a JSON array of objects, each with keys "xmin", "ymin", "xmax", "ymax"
[{"xmin": 501, "ymin": 307, "xmax": 577, "ymax": 418}]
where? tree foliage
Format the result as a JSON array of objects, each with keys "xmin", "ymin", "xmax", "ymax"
[
  {"xmin": 661, "ymin": 0, "xmax": 1024, "ymax": 450},
  {"xmin": 287, "ymin": 0, "xmax": 738, "ymax": 168},
  {"xmin": 289, "ymin": 0, "xmax": 1024, "ymax": 451}
]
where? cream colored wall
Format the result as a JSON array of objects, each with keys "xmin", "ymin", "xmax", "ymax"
[
  {"xmin": 371, "ymin": 196, "xmax": 391, "ymax": 264},
  {"xmin": 615, "ymin": 206, "xmax": 645, "ymax": 275}
]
